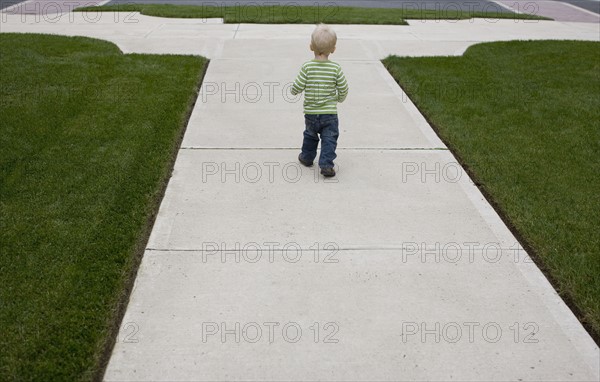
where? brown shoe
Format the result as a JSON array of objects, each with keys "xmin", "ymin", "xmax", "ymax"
[
  {"xmin": 298, "ymin": 154, "xmax": 313, "ymax": 167},
  {"xmin": 320, "ymin": 167, "xmax": 336, "ymax": 177}
]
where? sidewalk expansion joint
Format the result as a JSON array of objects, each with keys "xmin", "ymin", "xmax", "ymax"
[
  {"xmin": 179, "ymin": 147, "xmax": 449, "ymax": 151},
  {"xmin": 146, "ymin": 246, "xmax": 521, "ymax": 252},
  {"xmin": 210, "ymin": 58, "xmax": 390, "ymax": 63},
  {"xmin": 143, "ymin": 24, "xmax": 163, "ymax": 39},
  {"xmin": 232, "ymin": 23, "xmax": 241, "ymax": 39}
]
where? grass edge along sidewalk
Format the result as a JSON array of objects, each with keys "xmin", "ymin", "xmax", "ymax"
[
  {"xmin": 74, "ymin": 4, "xmax": 550, "ymax": 24},
  {"xmin": 0, "ymin": 33, "xmax": 207, "ymax": 380},
  {"xmin": 383, "ymin": 40, "xmax": 600, "ymax": 342}
]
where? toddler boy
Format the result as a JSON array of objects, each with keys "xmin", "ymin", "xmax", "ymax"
[{"xmin": 291, "ymin": 24, "xmax": 349, "ymax": 177}]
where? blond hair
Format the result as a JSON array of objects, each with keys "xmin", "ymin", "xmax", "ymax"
[{"xmin": 311, "ymin": 24, "xmax": 337, "ymax": 55}]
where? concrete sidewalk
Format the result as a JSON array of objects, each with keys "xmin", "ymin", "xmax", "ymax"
[{"xmin": 1, "ymin": 13, "xmax": 598, "ymax": 381}]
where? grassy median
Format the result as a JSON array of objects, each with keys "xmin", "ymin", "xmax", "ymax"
[
  {"xmin": 74, "ymin": 4, "xmax": 549, "ymax": 24},
  {"xmin": 383, "ymin": 40, "xmax": 600, "ymax": 339},
  {"xmin": 0, "ymin": 33, "xmax": 206, "ymax": 380}
]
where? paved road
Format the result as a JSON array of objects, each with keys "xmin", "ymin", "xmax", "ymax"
[
  {"xmin": 1, "ymin": 0, "xmax": 107, "ymax": 13},
  {"xmin": 0, "ymin": 0, "xmax": 24, "ymax": 10},
  {"xmin": 3, "ymin": 0, "xmax": 598, "ymax": 16},
  {"xmin": 102, "ymin": 0, "xmax": 514, "ymax": 13},
  {"xmin": 497, "ymin": 0, "xmax": 599, "ymax": 22},
  {"xmin": 102, "ymin": 0, "xmax": 599, "ymax": 14},
  {"xmin": 561, "ymin": 0, "xmax": 600, "ymax": 13}
]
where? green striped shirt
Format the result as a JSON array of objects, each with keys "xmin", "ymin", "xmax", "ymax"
[{"xmin": 291, "ymin": 59, "xmax": 349, "ymax": 115}]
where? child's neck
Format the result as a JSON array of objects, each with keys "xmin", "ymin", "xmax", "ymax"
[{"xmin": 314, "ymin": 53, "xmax": 330, "ymax": 61}]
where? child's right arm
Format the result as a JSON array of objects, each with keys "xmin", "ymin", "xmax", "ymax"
[{"xmin": 291, "ymin": 64, "xmax": 307, "ymax": 96}]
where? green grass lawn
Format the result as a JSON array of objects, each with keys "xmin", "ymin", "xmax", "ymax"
[
  {"xmin": 0, "ymin": 33, "xmax": 207, "ymax": 380},
  {"xmin": 74, "ymin": 4, "xmax": 549, "ymax": 24},
  {"xmin": 383, "ymin": 41, "xmax": 600, "ymax": 339}
]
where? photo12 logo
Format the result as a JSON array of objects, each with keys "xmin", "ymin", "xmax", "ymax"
[
  {"xmin": 201, "ymin": 241, "xmax": 340, "ymax": 264},
  {"xmin": 198, "ymin": 2, "xmax": 340, "ymax": 23},
  {"xmin": 201, "ymin": 161, "xmax": 339, "ymax": 184},
  {"xmin": 401, "ymin": 161, "xmax": 463, "ymax": 183},
  {"xmin": 200, "ymin": 81, "xmax": 301, "ymax": 104},
  {"xmin": 202, "ymin": 321, "xmax": 340, "ymax": 344},
  {"xmin": 400, "ymin": 2, "xmax": 541, "ymax": 23},
  {"xmin": 400, "ymin": 321, "xmax": 540, "ymax": 344},
  {"xmin": 1, "ymin": 2, "xmax": 141, "ymax": 24},
  {"xmin": 398, "ymin": 241, "xmax": 534, "ymax": 264}
]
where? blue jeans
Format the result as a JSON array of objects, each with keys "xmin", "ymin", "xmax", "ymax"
[{"xmin": 300, "ymin": 114, "xmax": 339, "ymax": 169}]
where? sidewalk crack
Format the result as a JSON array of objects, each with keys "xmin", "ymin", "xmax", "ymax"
[{"xmin": 232, "ymin": 23, "xmax": 241, "ymax": 39}]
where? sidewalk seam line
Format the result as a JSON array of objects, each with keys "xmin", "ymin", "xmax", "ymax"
[
  {"xmin": 179, "ymin": 147, "xmax": 449, "ymax": 151},
  {"xmin": 145, "ymin": 247, "xmax": 522, "ymax": 252}
]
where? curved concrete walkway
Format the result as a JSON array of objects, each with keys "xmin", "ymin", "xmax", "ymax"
[{"xmin": 1, "ymin": 12, "xmax": 598, "ymax": 381}]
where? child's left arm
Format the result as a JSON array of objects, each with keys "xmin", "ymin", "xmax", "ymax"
[{"xmin": 336, "ymin": 66, "xmax": 349, "ymax": 103}]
